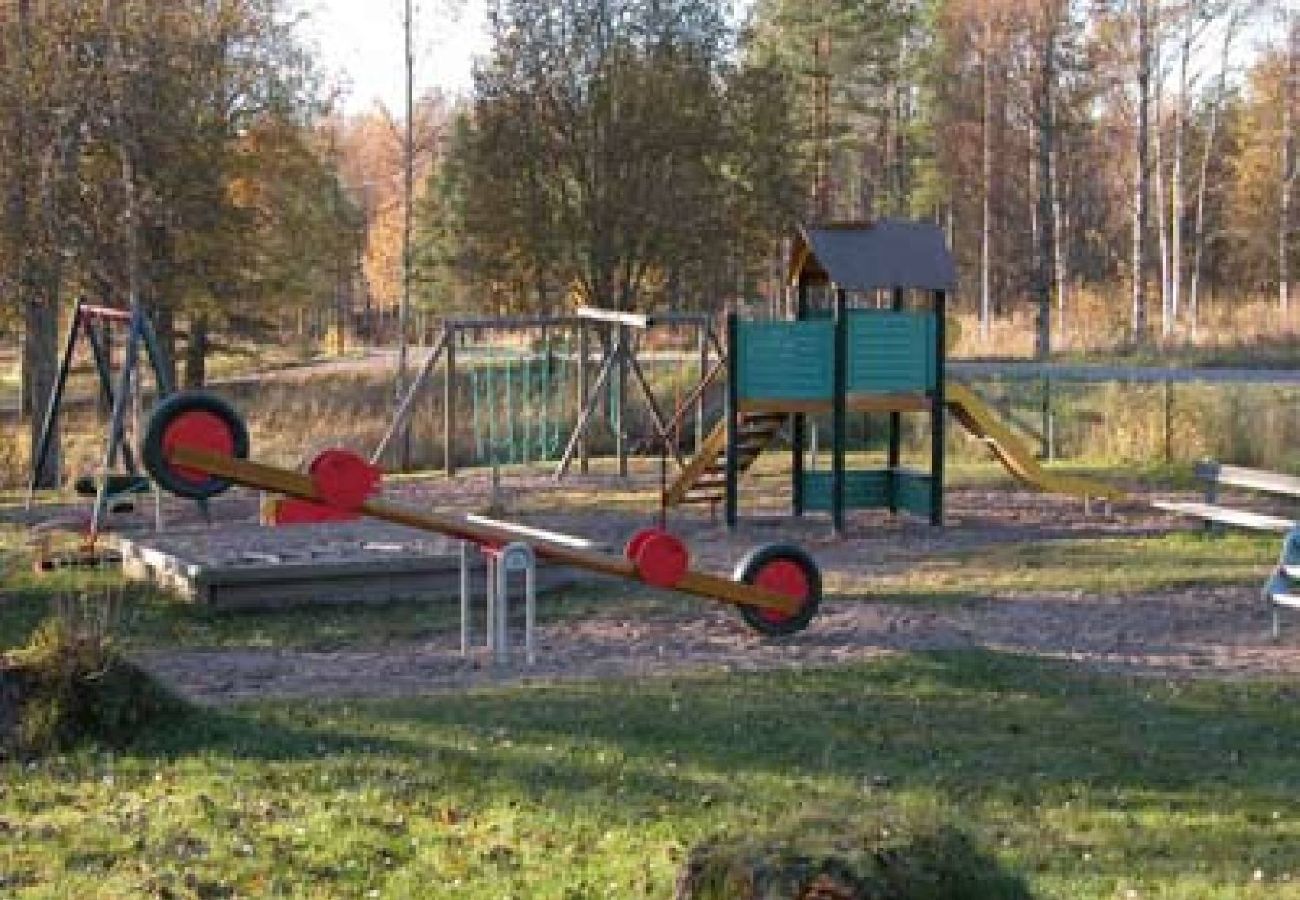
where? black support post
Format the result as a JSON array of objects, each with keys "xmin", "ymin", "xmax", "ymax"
[
  {"xmin": 444, "ymin": 327, "xmax": 457, "ymax": 477},
  {"xmin": 138, "ymin": 310, "xmax": 173, "ymax": 398},
  {"xmin": 577, "ymin": 322, "xmax": 590, "ymax": 474},
  {"xmin": 831, "ymin": 287, "xmax": 848, "ymax": 535},
  {"xmin": 91, "ymin": 299, "xmax": 145, "ymax": 535},
  {"xmin": 84, "ymin": 322, "xmax": 138, "ymax": 474},
  {"xmin": 616, "ymin": 325, "xmax": 629, "ymax": 479},
  {"xmin": 930, "ymin": 290, "xmax": 947, "ymax": 526},
  {"xmin": 85, "ymin": 320, "xmax": 116, "ymax": 413},
  {"xmin": 724, "ymin": 312, "xmax": 740, "ymax": 530},
  {"xmin": 791, "ymin": 280, "xmax": 809, "ymax": 517},
  {"xmin": 888, "ymin": 287, "xmax": 904, "ymax": 514}
]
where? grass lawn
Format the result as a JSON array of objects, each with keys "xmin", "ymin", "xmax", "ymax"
[
  {"xmin": 2, "ymin": 486, "xmax": 1297, "ymax": 897},
  {"xmin": 1, "ymin": 654, "xmax": 1298, "ymax": 898}
]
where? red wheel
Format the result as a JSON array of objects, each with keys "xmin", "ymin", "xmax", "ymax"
[
  {"xmin": 632, "ymin": 530, "xmax": 690, "ymax": 589},
  {"xmin": 624, "ymin": 527, "xmax": 662, "ymax": 563},
  {"xmin": 163, "ymin": 411, "xmax": 235, "ymax": 484},
  {"xmin": 733, "ymin": 544, "xmax": 821, "ymax": 636},
  {"xmin": 308, "ymin": 449, "xmax": 382, "ymax": 509},
  {"xmin": 142, "ymin": 392, "xmax": 249, "ymax": 499}
]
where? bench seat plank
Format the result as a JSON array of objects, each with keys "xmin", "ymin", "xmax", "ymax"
[
  {"xmin": 463, "ymin": 514, "xmax": 606, "ymax": 551},
  {"xmin": 1151, "ymin": 500, "xmax": 1297, "ymax": 532},
  {"xmin": 1194, "ymin": 463, "xmax": 1300, "ymax": 497}
]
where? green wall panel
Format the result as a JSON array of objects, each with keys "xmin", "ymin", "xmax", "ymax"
[
  {"xmin": 846, "ymin": 311, "xmax": 936, "ymax": 393},
  {"xmin": 896, "ymin": 471, "xmax": 935, "ymax": 518},
  {"xmin": 800, "ymin": 469, "xmax": 936, "ymax": 516},
  {"xmin": 736, "ymin": 320, "xmax": 834, "ymax": 401},
  {"xmin": 801, "ymin": 470, "xmax": 890, "ymax": 511}
]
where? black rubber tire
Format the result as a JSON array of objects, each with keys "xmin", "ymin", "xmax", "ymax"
[
  {"xmin": 733, "ymin": 543, "xmax": 821, "ymax": 637},
  {"xmin": 141, "ymin": 391, "xmax": 249, "ymax": 499}
]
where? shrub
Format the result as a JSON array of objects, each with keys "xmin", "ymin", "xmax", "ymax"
[
  {"xmin": 674, "ymin": 815, "xmax": 1032, "ymax": 900},
  {"xmin": 0, "ymin": 594, "xmax": 189, "ymax": 758}
]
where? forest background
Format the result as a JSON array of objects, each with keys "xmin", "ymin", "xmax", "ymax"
[{"xmin": 0, "ymin": 0, "xmax": 1295, "ymax": 483}]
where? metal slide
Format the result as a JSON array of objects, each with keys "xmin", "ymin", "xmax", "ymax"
[{"xmin": 944, "ymin": 381, "xmax": 1127, "ymax": 501}]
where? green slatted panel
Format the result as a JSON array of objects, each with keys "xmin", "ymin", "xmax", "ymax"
[
  {"xmin": 896, "ymin": 471, "xmax": 935, "ymax": 518},
  {"xmin": 801, "ymin": 470, "xmax": 890, "ymax": 511},
  {"xmin": 846, "ymin": 311, "xmax": 936, "ymax": 393},
  {"xmin": 736, "ymin": 320, "xmax": 835, "ymax": 401}
]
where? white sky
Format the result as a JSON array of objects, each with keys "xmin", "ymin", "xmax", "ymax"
[
  {"xmin": 291, "ymin": 0, "xmax": 492, "ymax": 114},
  {"xmin": 294, "ymin": 0, "xmax": 1280, "ymax": 117}
]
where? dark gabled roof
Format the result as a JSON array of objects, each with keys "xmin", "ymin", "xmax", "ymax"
[{"xmin": 789, "ymin": 219, "xmax": 957, "ymax": 292}]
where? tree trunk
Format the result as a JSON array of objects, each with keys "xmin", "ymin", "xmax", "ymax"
[
  {"xmin": 12, "ymin": 0, "xmax": 59, "ymax": 489},
  {"xmin": 980, "ymin": 26, "xmax": 993, "ymax": 344},
  {"xmin": 1282, "ymin": 12, "xmax": 1297, "ymax": 316},
  {"xmin": 1190, "ymin": 11, "xmax": 1237, "ymax": 334},
  {"xmin": 1152, "ymin": 2, "xmax": 1170, "ymax": 337},
  {"xmin": 1170, "ymin": 9, "xmax": 1192, "ymax": 331},
  {"xmin": 183, "ymin": 313, "xmax": 208, "ymax": 388},
  {"xmin": 23, "ymin": 297, "xmax": 60, "ymax": 488},
  {"xmin": 1052, "ymin": 127, "xmax": 1068, "ymax": 343},
  {"xmin": 1132, "ymin": 0, "xmax": 1151, "ymax": 342},
  {"xmin": 1034, "ymin": 1, "xmax": 1058, "ymax": 362}
]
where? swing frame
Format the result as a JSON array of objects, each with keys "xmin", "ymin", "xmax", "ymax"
[{"xmin": 25, "ymin": 295, "xmax": 174, "ymax": 537}]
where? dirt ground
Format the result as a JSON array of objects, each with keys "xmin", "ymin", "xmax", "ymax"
[{"xmin": 91, "ymin": 471, "xmax": 1300, "ymax": 705}]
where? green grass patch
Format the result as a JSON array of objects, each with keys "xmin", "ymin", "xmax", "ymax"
[
  {"xmin": 1, "ymin": 653, "xmax": 1298, "ymax": 897},
  {"xmin": 852, "ymin": 531, "xmax": 1277, "ymax": 602}
]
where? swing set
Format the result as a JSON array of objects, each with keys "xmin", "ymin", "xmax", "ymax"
[
  {"xmin": 372, "ymin": 308, "xmax": 722, "ymax": 478},
  {"xmin": 26, "ymin": 296, "xmax": 175, "ymax": 538}
]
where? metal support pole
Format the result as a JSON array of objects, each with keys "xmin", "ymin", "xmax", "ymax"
[
  {"xmin": 831, "ymin": 287, "xmax": 848, "ymax": 535},
  {"xmin": 138, "ymin": 308, "xmax": 174, "ymax": 398},
  {"xmin": 617, "ymin": 325, "xmax": 629, "ymax": 479},
  {"xmin": 371, "ymin": 328, "xmax": 448, "ymax": 465},
  {"xmin": 696, "ymin": 322, "xmax": 708, "ymax": 452},
  {"xmin": 931, "ymin": 290, "xmax": 947, "ymax": 527},
  {"xmin": 525, "ymin": 563, "xmax": 536, "ymax": 666},
  {"xmin": 577, "ymin": 323, "xmax": 590, "ymax": 473},
  {"xmin": 91, "ymin": 298, "xmax": 144, "ymax": 536},
  {"xmin": 725, "ymin": 312, "xmax": 740, "ymax": 529},
  {"xmin": 888, "ymin": 287, "xmax": 904, "ymax": 513},
  {"xmin": 626, "ymin": 351, "xmax": 686, "ymax": 468},
  {"xmin": 792, "ymin": 280, "xmax": 808, "ymax": 517},
  {"xmin": 445, "ymin": 329, "xmax": 457, "ymax": 476},
  {"xmin": 484, "ymin": 552, "xmax": 497, "ymax": 657},
  {"xmin": 494, "ymin": 552, "xmax": 509, "ymax": 666},
  {"xmin": 554, "ymin": 344, "xmax": 618, "ymax": 479},
  {"xmin": 85, "ymin": 320, "xmax": 138, "ymax": 475},
  {"xmin": 459, "ymin": 540, "xmax": 471, "ymax": 656},
  {"xmin": 85, "ymin": 320, "xmax": 116, "ymax": 415}
]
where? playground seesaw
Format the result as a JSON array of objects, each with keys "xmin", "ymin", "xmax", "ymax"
[{"xmin": 139, "ymin": 392, "xmax": 823, "ymax": 636}]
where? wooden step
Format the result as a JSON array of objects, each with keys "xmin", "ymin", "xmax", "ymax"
[{"xmin": 680, "ymin": 494, "xmax": 724, "ymax": 505}]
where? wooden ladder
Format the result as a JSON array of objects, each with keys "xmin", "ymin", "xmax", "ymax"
[{"xmin": 664, "ymin": 411, "xmax": 787, "ymax": 508}]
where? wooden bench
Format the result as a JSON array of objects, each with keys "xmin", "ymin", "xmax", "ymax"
[{"xmin": 1152, "ymin": 461, "xmax": 1300, "ymax": 533}]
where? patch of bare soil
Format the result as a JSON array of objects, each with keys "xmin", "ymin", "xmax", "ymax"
[
  {"xmin": 124, "ymin": 477, "xmax": 1298, "ymax": 704},
  {"xmin": 135, "ymin": 580, "xmax": 1298, "ymax": 706}
]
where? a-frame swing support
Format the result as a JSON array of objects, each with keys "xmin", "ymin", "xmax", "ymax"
[
  {"xmin": 371, "ymin": 308, "xmax": 721, "ymax": 479},
  {"xmin": 26, "ymin": 296, "xmax": 173, "ymax": 535}
]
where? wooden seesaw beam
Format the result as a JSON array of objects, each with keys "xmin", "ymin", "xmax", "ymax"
[{"xmin": 168, "ymin": 446, "xmax": 803, "ymax": 616}]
